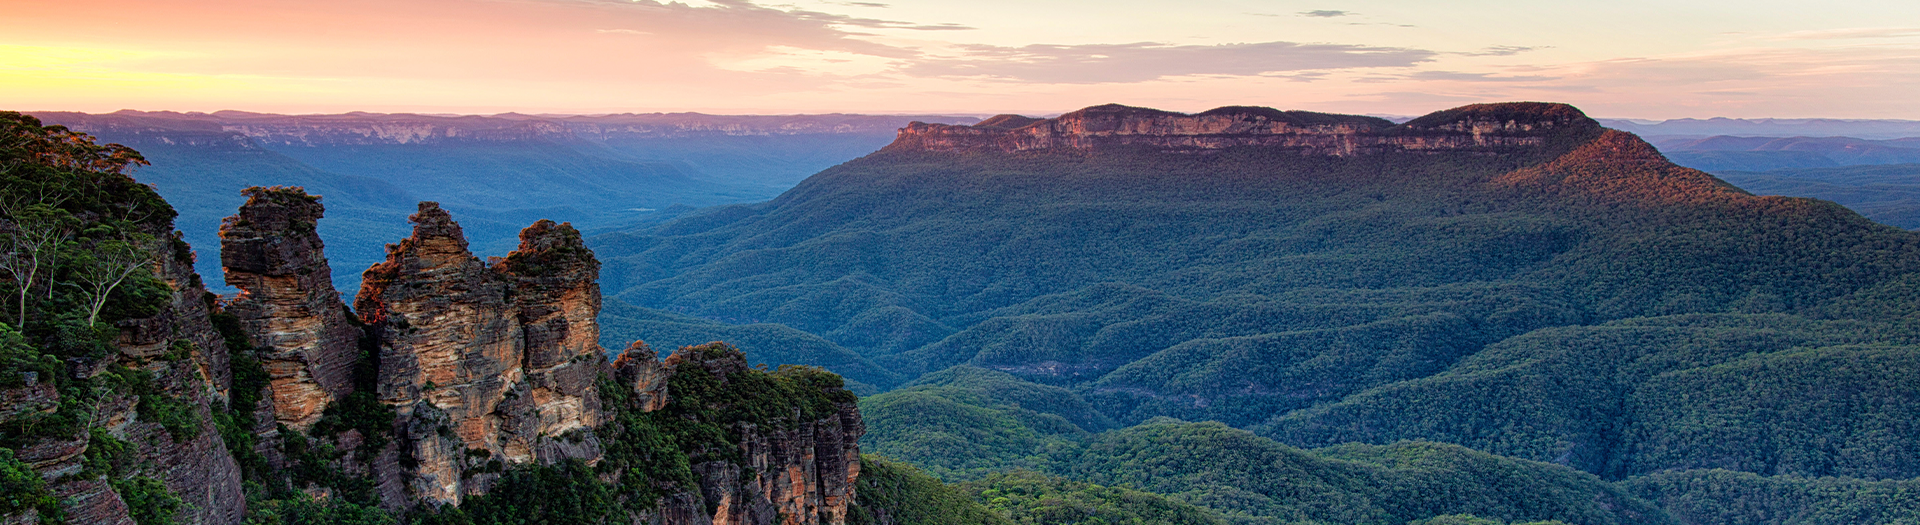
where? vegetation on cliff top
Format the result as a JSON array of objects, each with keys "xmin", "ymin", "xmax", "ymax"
[{"xmin": 0, "ymin": 111, "xmax": 199, "ymax": 525}]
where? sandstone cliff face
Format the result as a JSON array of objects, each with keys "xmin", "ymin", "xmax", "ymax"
[
  {"xmin": 219, "ymin": 187, "xmax": 364, "ymax": 431},
  {"xmin": 612, "ymin": 341, "xmax": 670, "ymax": 412},
  {"xmin": 355, "ymin": 202, "xmax": 606, "ymax": 507},
  {"xmin": 22, "ymin": 222, "xmax": 250, "ymax": 525},
  {"xmin": 632, "ymin": 345, "xmax": 865, "ymax": 525},
  {"xmin": 885, "ymin": 102, "xmax": 1599, "ymax": 156},
  {"xmin": 120, "ymin": 228, "xmax": 249, "ymax": 525}
]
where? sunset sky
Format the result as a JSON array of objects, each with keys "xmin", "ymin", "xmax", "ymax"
[{"xmin": 4, "ymin": 0, "xmax": 1918, "ymax": 118}]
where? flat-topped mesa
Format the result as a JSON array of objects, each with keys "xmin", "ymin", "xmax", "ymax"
[
  {"xmin": 219, "ymin": 186, "xmax": 364, "ymax": 431},
  {"xmin": 884, "ymin": 102, "xmax": 1603, "ymax": 156},
  {"xmin": 354, "ymin": 202, "xmax": 606, "ymax": 508}
]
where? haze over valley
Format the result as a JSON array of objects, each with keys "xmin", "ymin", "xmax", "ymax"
[{"xmin": 7, "ymin": 1, "xmax": 1920, "ymax": 524}]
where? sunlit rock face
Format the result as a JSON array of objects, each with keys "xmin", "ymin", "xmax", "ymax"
[
  {"xmin": 888, "ymin": 102, "xmax": 1598, "ymax": 156},
  {"xmin": 354, "ymin": 202, "xmax": 606, "ymax": 507},
  {"xmin": 612, "ymin": 341, "xmax": 670, "ymax": 412},
  {"xmin": 219, "ymin": 186, "xmax": 365, "ymax": 432}
]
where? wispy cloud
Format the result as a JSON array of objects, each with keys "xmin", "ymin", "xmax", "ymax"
[
  {"xmin": 1301, "ymin": 10, "xmax": 1353, "ymax": 18},
  {"xmin": 1770, "ymin": 27, "xmax": 1920, "ymax": 40},
  {"xmin": 558, "ymin": 0, "xmax": 969, "ymax": 34},
  {"xmin": 1406, "ymin": 71, "xmax": 1558, "ymax": 82},
  {"xmin": 901, "ymin": 41, "xmax": 1435, "ymax": 83},
  {"xmin": 1459, "ymin": 45, "xmax": 1538, "ymax": 56}
]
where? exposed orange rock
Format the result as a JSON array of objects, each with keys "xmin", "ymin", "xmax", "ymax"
[
  {"xmin": 355, "ymin": 203, "xmax": 607, "ymax": 507},
  {"xmin": 612, "ymin": 341, "xmax": 670, "ymax": 412},
  {"xmin": 886, "ymin": 102, "xmax": 1598, "ymax": 156},
  {"xmin": 220, "ymin": 187, "xmax": 365, "ymax": 431}
]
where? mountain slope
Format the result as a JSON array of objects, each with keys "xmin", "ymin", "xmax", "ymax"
[
  {"xmin": 1714, "ymin": 163, "xmax": 1920, "ymax": 229},
  {"xmin": 590, "ymin": 102, "xmax": 1920, "ymax": 507}
]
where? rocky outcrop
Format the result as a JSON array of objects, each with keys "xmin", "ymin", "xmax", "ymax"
[
  {"xmin": 127, "ymin": 225, "xmax": 249, "ymax": 525},
  {"xmin": 219, "ymin": 186, "xmax": 364, "ymax": 431},
  {"xmin": 641, "ymin": 345, "xmax": 864, "ymax": 525},
  {"xmin": 612, "ymin": 341, "xmax": 669, "ymax": 412},
  {"xmin": 355, "ymin": 203, "xmax": 606, "ymax": 508},
  {"xmin": 23, "ymin": 203, "xmax": 252, "ymax": 525},
  {"xmin": 885, "ymin": 102, "xmax": 1601, "ymax": 156}
]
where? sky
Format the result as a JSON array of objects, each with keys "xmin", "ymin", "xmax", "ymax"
[{"xmin": 3, "ymin": 0, "xmax": 1919, "ymax": 118}]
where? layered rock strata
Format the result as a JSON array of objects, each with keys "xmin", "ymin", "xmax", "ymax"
[
  {"xmin": 355, "ymin": 203, "xmax": 606, "ymax": 507},
  {"xmin": 219, "ymin": 186, "xmax": 365, "ymax": 431},
  {"xmin": 612, "ymin": 341, "xmax": 669, "ymax": 412},
  {"xmin": 634, "ymin": 344, "xmax": 864, "ymax": 525},
  {"xmin": 886, "ymin": 102, "xmax": 1599, "ymax": 156},
  {"xmin": 19, "ymin": 216, "xmax": 249, "ymax": 525}
]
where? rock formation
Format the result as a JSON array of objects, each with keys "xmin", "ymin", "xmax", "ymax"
[
  {"xmin": 219, "ymin": 186, "xmax": 365, "ymax": 431},
  {"xmin": 612, "ymin": 341, "xmax": 670, "ymax": 412},
  {"xmin": 354, "ymin": 202, "xmax": 606, "ymax": 507},
  {"xmin": 2, "ymin": 114, "xmax": 873, "ymax": 525},
  {"xmin": 886, "ymin": 102, "xmax": 1600, "ymax": 156},
  {"xmin": 12, "ymin": 221, "xmax": 250, "ymax": 525},
  {"xmin": 634, "ymin": 343, "xmax": 864, "ymax": 525}
]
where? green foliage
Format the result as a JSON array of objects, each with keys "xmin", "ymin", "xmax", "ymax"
[
  {"xmin": 413, "ymin": 461, "xmax": 614, "ymax": 525},
  {"xmin": 849, "ymin": 455, "xmax": 1012, "ymax": 525},
  {"xmin": 1058, "ymin": 419, "xmax": 1672, "ymax": 525},
  {"xmin": 101, "ymin": 365, "xmax": 200, "ymax": 441},
  {"xmin": 859, "ymin": 366, "xmax": 1099, "ymax": 480},
  {"xmin": 1408, "ymin": 516, "xmax": 1570, "ymax": 525},
  {"xmin": 1713, "ymin": 163, "xmax": 1920, "ymax": 229},
  {"xmin": 652, "ymin": 343, "xmax": 856, "ymax": 463},
  {"xmin": 0, "ymin": 447, "xmax": 57, "ymax": 521},
  {"xmin": 281, "ymin": 430, "xmax": 378, "ymax": 506},
  {"xmin": 583, "ymin": 117, "xmax": 1920, "ymax": 525},
  {"xmin": 1625, "ymin": 469, "xmax": 1920, "ymax": 525},
  {"xmin": 245, "ymin": 493, "xmax": 396, "ymax": 525},
  {"xmin": 599, "ymin": 300, "xmax": 896, "ymax": 391},
  {"xmin": 83, "ymin": 427, "xmax": 137, "ymax": 477},
  {"xmin": 961, "ymin": 471, "xmax": 1226, "ymax": 525},
  {"xmin": 590, "ymin": 124, "xmax": 1920, "ymax": 490},
  {"xmin": 311, "ymin": 392, "xmax": 397, "ymax": 455},
  {"xmin": 1261, "ymin": 314, "xmax": 1920, "ymax": 478},
  {"xmin": 80, "ymin": 426, "xmax": 182, "ymax": 525},
  {"xmin": 0, "ymin": 324, "xmax": 58, "ymax": 388},
  {"xmin": 1622, "ymin": 344, "xmax": 1920, "ymax": 479},
  {"xmin": 113, "ymin": 475, "xmax": 184, "ymax": 525},
  {"xmin": 593, "ymin": 377, "xmax": 695, "ymax": 508}
]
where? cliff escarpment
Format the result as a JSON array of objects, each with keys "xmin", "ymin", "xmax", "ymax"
[
  {"xmin": 213, "ymin": 190, "xmax": 865, "ymax": 522},
  {"xmin": 884, "ymin": 102, "xmax": 1600, "ymax": 156},
  {"xmin": 0, "ymin": 112, "xmax": 243, "ymax": 525},
  {"xmin": 2, "ymin": 106, "xmax": 871, "ymax": 525}
]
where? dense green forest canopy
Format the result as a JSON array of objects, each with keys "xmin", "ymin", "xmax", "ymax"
[{"xmin": 590, "ymin": 102, "xmax": 1920, "ymax": 524}]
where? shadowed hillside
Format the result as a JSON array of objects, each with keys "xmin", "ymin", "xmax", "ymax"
[{"xmin": 589, "ymin": 102, "xmax": 1920, "ymax": 523}]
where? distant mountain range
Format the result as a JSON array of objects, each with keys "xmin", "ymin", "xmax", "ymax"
[
  {"xmin": 1630, "ymin": 135, "xmax": 1920, "ymax": 229},
  {"xmin": 1651, "ymin": 135, "xmax": 1920, "ymax": 171},
  {"xmin": 1598, "ymin": 117, "xmax": 1920, "ymax": 139},
  {"xmin": 30, "ymin": 110, "xmax": 979, "ymax": 293},
  {"xmin": 32, "ymin": 110, "xmax": 1920, "ymax": 295}
]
